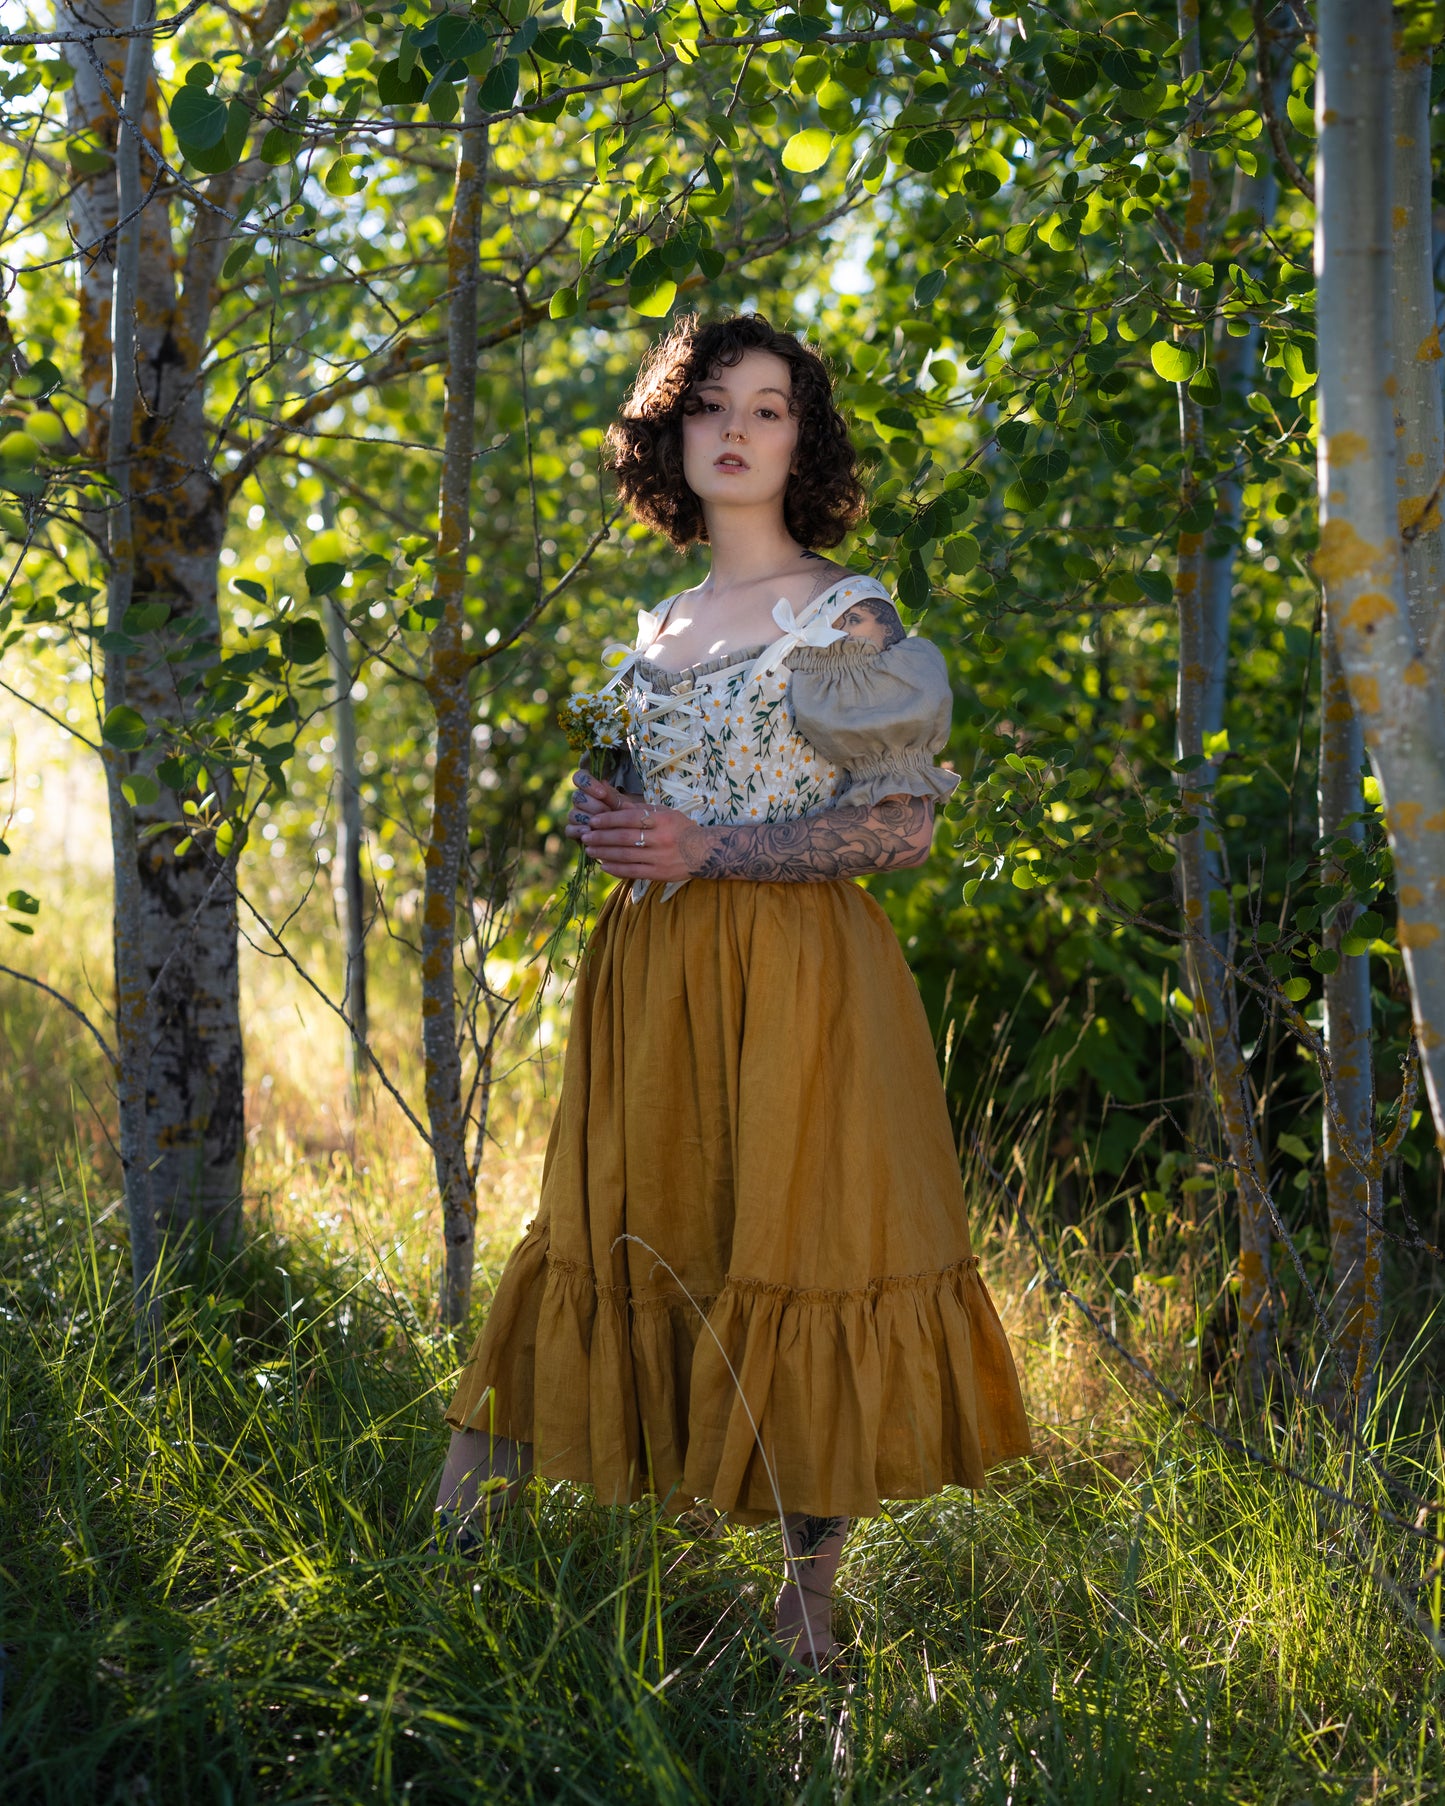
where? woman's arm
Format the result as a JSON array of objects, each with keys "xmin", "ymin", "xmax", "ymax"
[{"xmin": 566, "ymin": 772, "xmax": 934, "ymax": 882}]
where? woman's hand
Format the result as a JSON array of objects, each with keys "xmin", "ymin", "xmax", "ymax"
[{"xmin": 564, "ymin": 770, "xmax": 703, "ymax": 882}]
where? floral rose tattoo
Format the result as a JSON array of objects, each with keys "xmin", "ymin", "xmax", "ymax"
[{"xmin": 679, "ymin": 795, "xmax": 933, "ymax": 881}]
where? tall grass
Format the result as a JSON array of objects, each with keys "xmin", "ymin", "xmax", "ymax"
[
  {"xmin": 5, "ymin": 1142, "xmax": 1445, "ymax": 1802},
  {"xmin": 5, "ymin": 760, "xmax": 1445, "ymax": 1799}
]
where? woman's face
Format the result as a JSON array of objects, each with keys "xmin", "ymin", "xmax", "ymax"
[{"xmin": 680, "ymin": 348, "xmax": 800, "ymax": 518}]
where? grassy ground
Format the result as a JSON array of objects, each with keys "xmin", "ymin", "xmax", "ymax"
[
  {"xmin": 5, "ymin": 1132, "xmax": 1445, "ymax": 1803},
  {"xmin": 4, "ymin": 762, "xmax": 1445, "ymax": 1800}
]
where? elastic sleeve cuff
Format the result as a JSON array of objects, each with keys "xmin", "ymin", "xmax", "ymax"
[{"xmin": 833, "ymin": 754, "xmax": 960, "ymax": 810}]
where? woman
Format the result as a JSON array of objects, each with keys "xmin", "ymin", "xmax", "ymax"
[{"xmin": 435, "ymin": 312, "xmax": 1030, "ymax": 1670}]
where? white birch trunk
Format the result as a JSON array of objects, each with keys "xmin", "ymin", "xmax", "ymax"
[
  {"xmin": 1175, "ymin": 0, "xmax": 1276, "ymax": 1379},
  {"xmin": 1316, "ymin": 0, "xmax": 1445, "ymax": 1158},
  {"xmin": 1389, "ymin": 38, "xmax": 1444, "ymax": 662},
  {"xmin": 423, "ymin": 85, "xmax": 488, "ymax": 1329}
]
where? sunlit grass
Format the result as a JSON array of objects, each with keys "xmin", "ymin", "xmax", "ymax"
[
  {"xmin": 5, "ymin": 1157, "xmax": 1444, "ymax": 1803},
  {"xmin": 5, "ymin": 764, "xmax": 1445, "ymax": 1800}
]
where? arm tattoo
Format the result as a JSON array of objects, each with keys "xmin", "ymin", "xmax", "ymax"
[
  {"xmin": 833, "ymin": 596, "xmax": 906, "ymax": 651},
  {"xmin": 680, "ymin": 795, "xmax": 933, "ymax": 882}
]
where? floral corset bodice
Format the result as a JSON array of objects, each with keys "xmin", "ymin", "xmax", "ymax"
[{"xmin": 572, "ymin": 573, "xmax": 961, "ymax": 898}]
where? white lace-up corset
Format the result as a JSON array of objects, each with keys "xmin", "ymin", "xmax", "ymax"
[{"xmin": 600, "ymin": 576, "xmax": 887, "ymax": 829}]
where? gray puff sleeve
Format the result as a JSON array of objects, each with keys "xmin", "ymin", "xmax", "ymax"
[{"xmin": 787, "ymin": 633, "xmax": 960, "ymax": 810}]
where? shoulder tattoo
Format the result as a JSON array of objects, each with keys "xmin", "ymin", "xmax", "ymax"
[{"xmin": 832, "ymin": 594, "xmax": 905, "ymax": 651}]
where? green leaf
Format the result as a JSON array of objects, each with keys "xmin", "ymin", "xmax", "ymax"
[
  {"xmin": 903, "ymin": 129, "xmax": 954, "ymax": 172},
  {"xmin": 1098, "ymin": 420, "xmax": 1134, "ymax": 469},
  {"xmin": 184, "ymin": 96, "xmax": 249, "ymax": 173},
  {"xmin": 1136, "ymin": 568, "xmax": 1173, "ymax": 606},
  {"xmin": 259, "ymin": 127, "xmax": 302, "ymax": 164},
  {"xmin": 629, "ymin": 277, "xmax": 677, "ymax": 318},
  {"xmin": 101, "ymin": 705, "xmax": 147, "ymax": 750},
  {"xmin": 1282, "ymin": 976, "xmax": 1312, "ymax": 1002},
  {"xmin": 12, "ymin": 359, "xmax": 62, "ymax": 401},
  {"xmin": 427, "ymin": 80, "xmax": 460, "ymax": 125},
  {"xmin": 1003, "ymin": 479, "xmax": 1048, "ymax": 512},
  {"xmin": 376, "ymin": 57, "xmax": 429, "ymax": 105},
  {"xmin": 1286, "ymin": 91, "xmax": 1314, "ymax": 135},
  {"xmin": 1150, "ymin": 341, "xmax": 1199, "ymax": 383},
  {"xmin": 169, "ymin": 84, "xmax": 229, "ymax": 153},
  {"xmin": 782, "ymin": 128, "xmax": 833, "ymax": 174},
  {"xmin": 913, "ymin": 269, "xmax": 947, "ymax": 308},
  {"xmin": 1276, "ymin": 1132, "xmax": 1313, "ymax": 1162},
  {"xmin": 279, "ymin": 617, "xmax": 328, "ymax": 664},
  {"xmin": 775, "ymin": 11, "xmax": 829, "ymax": 42},
  {"xmin": 897, "ymin": 558, "xmax": 931, "ymax": 610},
  {"xmin": 5, "ymin": 888, "xmax": 39, "ymax": 915},
  {"xmin": 943, "ymin": 533, "xmax": 980, "ymax": 575},
  {"xmin": 121, "ymin": 773, "xmax": 160, "ymax": 807},
  {"xmin": 233, "ymin": 578, "xmax": 268, "ymax": 603},
  {"xmin": 478, "ymin": 57, "xmax": 519, "ymax": 110},
  {"xmin": 324, "ymin": 155, "xmax": 368, "ymax": 196},
  {"xmin": 549, "ymin": 283, "xmax": 578, "ymax": 319},
  {"xmin": 435, "ymin": 15, "xmax": 489, "ymax": 60},
  {"xmin": 996, "ymin": 420, "xmax": 1029, "ymax": 455},
  {"xmin": 1188, "ymin": 365, "xmax": 1223, "ymax": 407},
  {"xmin": 304, "ymin": 561, "xmax": 346, "ymax": 597},
  {"xmin": 1043, "ymin": 49, "xmax": 1097, "ymax": 100},
  {"xmin": 122, "ymin": 603, "xmax": 168, "ymax": 634}
]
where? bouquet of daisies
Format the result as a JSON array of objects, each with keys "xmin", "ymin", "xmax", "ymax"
[{"xmin": 538, "ymin": 688, "xmax": 634, "ymax": 986}]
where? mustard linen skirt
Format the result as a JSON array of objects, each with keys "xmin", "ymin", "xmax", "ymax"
[{"xmin": 446, "ymin": 875, "xmax": 1031, "ymax": 1522}]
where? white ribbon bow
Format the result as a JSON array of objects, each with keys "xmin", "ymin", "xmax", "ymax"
[
  {"xmin": 600, "ymin": 606, "xmax": 665, "ymax": 688},
  {"xmin": 746, "ymin": 594, "xmax": 849, "ymax": 682}
]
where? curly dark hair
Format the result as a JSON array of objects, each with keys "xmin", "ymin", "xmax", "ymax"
[{"xmin": 604, "ymin": 312, "xmax": 866, "ymax": 550}]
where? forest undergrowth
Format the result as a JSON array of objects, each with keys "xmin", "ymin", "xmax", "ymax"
[{"xmin": 5, "ymin": 931, "xmax": 1445, "ymax": 1804}]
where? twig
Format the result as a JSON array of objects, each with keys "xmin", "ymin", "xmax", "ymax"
[{"xmin": 0, "ymin": 962, "xmax": 116, "ymax": 1068}]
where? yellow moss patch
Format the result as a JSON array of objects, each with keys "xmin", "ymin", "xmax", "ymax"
[
  {"xmin": 1315, "ymin": 518, "xmax": 1386, "ymax": 585},
  {"xmin": 1399, "ymin": 921, "xmax": 1441, "ymax": 948},
  {"xmin": 1419, "ymin": 328, "xmax": 1443, "ymax": 363},
  {"xmin": 1425, "ymin": 810, "xmax": 1445, "ymax": 832},
  {"xmin": 1347, "ymin": 673, "xmax": 1381, "ymax": 714},
  {"xmin": 1393, "ymin": 803, "xmax": 1424, "ymax": 837},
  {"xmin": 1394, "ymin": 205, "xmax": 1409, "ymax": 229},
  {"xmin": 1341, "ymin": 590, "xmax": 1397, "ymax": 631},
  {"xmin": 1400, "ymin": 494, "xmax": 1443, "ymax": 535},
  {"xmin": 1325, "ymin": 432, "xmax": 1369, "ymax": 468},
  {"xmin": 1404, "ymin": 659, "xmax": 1430, "ymax": 685}
]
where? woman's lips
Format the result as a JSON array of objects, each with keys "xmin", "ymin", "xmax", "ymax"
[{"xmin": 714, "ymin": 455, "xmax": 749, "ymax": 470}]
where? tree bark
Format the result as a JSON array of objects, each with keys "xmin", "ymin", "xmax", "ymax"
[
  {"xmin": 63, "ymin": 1, "xmax": 248, "ymax": 1248},
  {"xmin": 422, "ymin": 84, "xmax": 487, "ymax": 1329},
  {"xmin": 1389, "ymin": 35, "xmax": 1444, "ymax": 662},
  {"xmin": 101, "ymin": 0, "xmax": 160, "ymax": 1350},
  {"xmin": 326, "ymin": 589, "xmax": 367, "ymax": 1111},
  {"xmin": 1316, "ymin": 0, "xmax": 1445, "ymax": 1157},
  {"xmin": 1318, "ymin": 610, "xmax": 1380, "ymax": 1396},
  {"xmin": 1175, "ymin": 0, "xmax": 1277, "ymax": 1380}
]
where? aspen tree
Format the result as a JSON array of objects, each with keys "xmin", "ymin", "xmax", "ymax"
[
  {"xmin": 101, "ymin": 0, "xmax": 160, "ymax": 1351},
  {"xmin": 62, "ymin": 0, "xmax": 246, "ymax": 1244},
  {"xmin": 1174, "ymin": 0, "xmax": 1276, "ymax": 1379},
  {"xmin": 1389, "ymin": 34, "xmax": 1444, "ymax": 650},
  {"xmin": 1316, "ymin": 0, "xmax": 1445, "ymax": 1162},
  {"xmin": 422, "ymin": 84, "xmax": 487, "ymax": 1330}
]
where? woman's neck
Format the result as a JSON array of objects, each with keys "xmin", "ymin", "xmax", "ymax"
[{"xmin": 700, "ymin": 504, "xmax": 813, "ymax": 592}]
